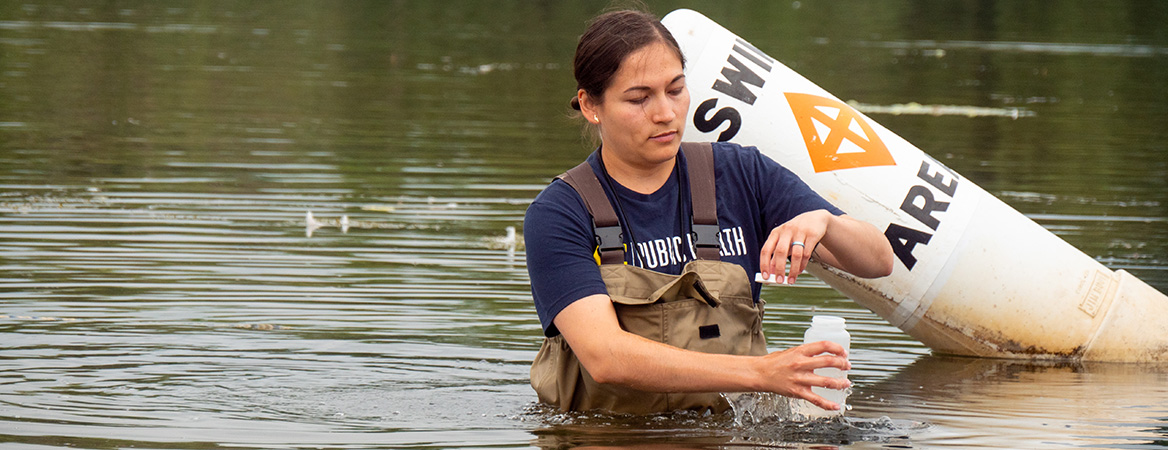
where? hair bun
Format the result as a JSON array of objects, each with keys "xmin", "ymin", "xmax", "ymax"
[{"xmin": 570, "ymin": 96, "xmax": 581, "ymax": 111}]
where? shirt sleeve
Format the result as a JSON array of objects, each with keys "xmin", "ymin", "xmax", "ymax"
[
  {"xmin": 524, "ymin": 180, "xmax": 609, "ymax": 337},
  {"xmin": 718, "ymin": 142, "xmax": 844, "ymax": 228}
]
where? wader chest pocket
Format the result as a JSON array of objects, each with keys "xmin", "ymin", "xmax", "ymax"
[
  {"xmin": 530, "ymin": 260, "xmax": 766, "ymax": 414},
  {"xmin": 603, "ymin": 261, "xmax": 764, "ymax": 359}
]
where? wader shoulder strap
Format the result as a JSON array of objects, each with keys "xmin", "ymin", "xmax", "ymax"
[
  {"xmin": 556, "ymin": 143, "xmax": 718, "ymax": 265},
  {"xmin": 681, "ymin": 142, "xmax": 721, "ymax": 261},
  {"xmin": 557, "ymin": 163, "xmax": 625, "ymax": 265}
]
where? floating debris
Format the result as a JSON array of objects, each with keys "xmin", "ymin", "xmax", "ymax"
[
  {"xmin": 1, "ymin": 315, "xmax": 289, "ymax": 331},
  {"xmin": 361, "ymin": 205, "xmax": 396, "ymax": 213},
  {"xmin": 233, "ymin": 323, "xmax": 290, "ymax": 331},
  {"xmin": 306, "ymin": 210, "xmax": 323, "ymax": 237},
  {"xmin": 306, "ymin": 211, "xmax": 355, "ymax": 237},
  {"xmin": 848, "ymin": 100, "xmax": 1035, "ymax": 119},
  {"xmin": 0, "ymin": 315, "xmax": 77, "ymax": 322},
  {"xmin": 859, "ymin": 39, "xmax": 1168, "ymax": 57},
  {"xmin": 484, "ymin": 226, "xmax": 522, "ymax": 251}
]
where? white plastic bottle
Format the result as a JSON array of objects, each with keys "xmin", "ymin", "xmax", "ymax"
[{"xmin": 797, "ymin": 315, "xmax": 850, "ymax": 419}]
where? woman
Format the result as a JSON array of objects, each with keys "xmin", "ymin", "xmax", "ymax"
[{"xmin": 525, "ymin": 9, "xmax": 894, "ymax": 414}]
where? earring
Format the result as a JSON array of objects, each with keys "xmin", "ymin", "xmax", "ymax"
[{"xmin": 593, "ymin": 115, "xmax": 599, "ymax": 123}]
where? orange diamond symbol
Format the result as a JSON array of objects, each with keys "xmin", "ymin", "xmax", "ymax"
[{"xmin": 785, "ymin": 93, "xmax": 896, "ymax": 172}]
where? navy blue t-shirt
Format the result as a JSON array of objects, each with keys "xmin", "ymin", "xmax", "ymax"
[{"xmin": 525, "ymin": 142, "xmax": 843, "ymax": 337}]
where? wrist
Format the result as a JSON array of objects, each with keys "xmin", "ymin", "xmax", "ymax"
[
  {"xmin": 820, "ymin": 209, "xmax": 837, "ymax": 239},
  {"xmin": 743, "ymin": 354, "xmax": 770, "ymax": 392}
]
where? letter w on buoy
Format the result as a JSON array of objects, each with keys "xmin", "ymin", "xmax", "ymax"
[{"xmin": 786, "ymin": 93, "xmax": 897, "ymax": 173}]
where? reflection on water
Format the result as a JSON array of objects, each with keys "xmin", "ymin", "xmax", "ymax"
[
  {"xmin": 1, "ymin": 1, "xmax": 1166, "ymax": 449},
  {"xmin": 862, "ymin": 355, "xmax": 1168, "ymax": 449}
]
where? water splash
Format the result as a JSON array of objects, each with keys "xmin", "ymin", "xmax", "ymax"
[
  {"xmin": 723, "ymin": 392, "xmax": 798, "ymax": 425},
  {"xmin": 722, "ymin": 392, "xmax": 927, "ymax": 445}
]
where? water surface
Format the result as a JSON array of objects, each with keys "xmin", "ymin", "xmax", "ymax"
[{"xmin": 2, "ymin": 1, "xmax": 1166, "ymax": 448}]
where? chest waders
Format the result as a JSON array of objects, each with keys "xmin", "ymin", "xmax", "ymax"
[{"xmin": 530, "ymin": 142, "xmax": 769, "ymax": 414}]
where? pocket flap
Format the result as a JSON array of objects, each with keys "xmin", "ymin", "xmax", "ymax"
[{"xmin": 603, "ymin": 265, "xmax": 720, "ymax": 307}]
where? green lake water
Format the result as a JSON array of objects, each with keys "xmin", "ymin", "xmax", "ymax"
[{"xmin": 2, "ymin": 1, "xmax": 1166, "ymax": 448}]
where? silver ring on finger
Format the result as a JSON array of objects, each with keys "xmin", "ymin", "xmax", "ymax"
[{"xmin": 791, "ymin": 241, "xmax": 805, "ymax": 247}]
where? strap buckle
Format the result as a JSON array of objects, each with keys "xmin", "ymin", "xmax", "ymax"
[
  {"xmin": 594, "ymin": 225, "xmax": 624, "ymax": 252},
  {"xmin": 691, "ymin": 223, "xmax": 721, "ymax": 250}
]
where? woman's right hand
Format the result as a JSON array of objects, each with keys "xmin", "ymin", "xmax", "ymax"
[
  {"xmin": 555, "ymin": 294, "xmax": 852, "ymax": 407},
  {"xmin": 753, "ymin": 341, "xmax": 851, "ymax": 411}
]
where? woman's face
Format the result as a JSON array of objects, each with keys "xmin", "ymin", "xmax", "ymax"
[{"xmin": 583, "ymin": 41, "xmax": 690, "ymax": 170}]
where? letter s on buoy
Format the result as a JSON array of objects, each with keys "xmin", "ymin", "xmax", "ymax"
[{"xmin": 693, "ymin": 98, "xmax": 741, "ymax": 142}]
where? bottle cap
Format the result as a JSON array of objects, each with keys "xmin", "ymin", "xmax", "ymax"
[{"xmin": 811, "ymin": 315, "xmax": 846, "ymax": 326}]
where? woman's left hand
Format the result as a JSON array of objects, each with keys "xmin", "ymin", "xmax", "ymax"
[
  {"xmin": 759, "ymin": 209, "xmax": 833, "ymax": 284},
  {"xmin": 760, "ymin": 211, "xmax": 895, "ymax": 284}
]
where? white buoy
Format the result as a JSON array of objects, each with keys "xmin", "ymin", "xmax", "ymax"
[{"xmin": 663, "ymin": 9, "xmax": 1168, "ymax": 362}]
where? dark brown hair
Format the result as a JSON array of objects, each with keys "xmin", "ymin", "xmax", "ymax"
[{"xmin": 570, "ymin": 9, "xmax": 685, "ymax": 111}]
